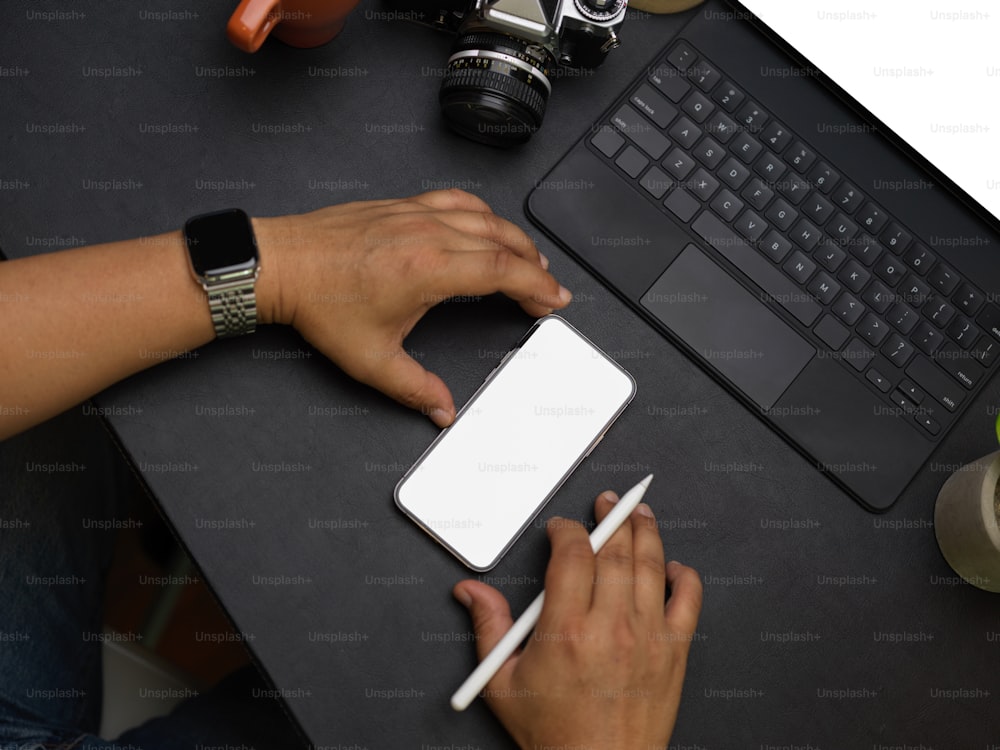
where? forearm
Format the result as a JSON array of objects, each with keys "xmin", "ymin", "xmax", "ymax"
[{"xmin": 0, "ymin": 218, "xmax": 284, "ymax": 440}]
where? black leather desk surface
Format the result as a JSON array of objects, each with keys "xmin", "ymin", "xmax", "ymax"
[{"xmin": 3, "ymin": 1, "xmax": 998, "ymax": 747}]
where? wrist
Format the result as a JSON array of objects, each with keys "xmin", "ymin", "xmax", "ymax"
[{"xmin": 251, "ymin": 214, "xmax": 295, "ymax": 326}]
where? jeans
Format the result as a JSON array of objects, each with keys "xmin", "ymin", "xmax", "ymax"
[{"xmin": 0, "ymin": 408, "xmax": 303, "ymax": 750}]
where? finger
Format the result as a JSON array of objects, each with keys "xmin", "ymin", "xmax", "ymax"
[
  {"xmin": 425, "ymin": 210, "xmax": 545, "ymax": 267},
  {"xmin": 342, "ymin": 345, "xmax": 455, "ymax": 427},
  {"xmin": 409, "ymin": 188, "xmax": 494, "ymax": 214},
  {"xmin": 433, "ymin": 250, "xmax": 571, "ymax": 312},
  {"xmin": 663, "ymin": 561, "xmax": 703, "ymax": 638},
  {"xmin": 591, "ymin": 491, "xmax": 634, "ymax": 614},
  {"xmin": 629, "ymin": 502, "xmax": 667, "ymax": 620},
  {"xmin": 453, "ymin": 580, "xmax": 517, "ymax": 662},
  {"xmin": 539, "ymin": 516, "xmax": 595, "ymax": 626}
]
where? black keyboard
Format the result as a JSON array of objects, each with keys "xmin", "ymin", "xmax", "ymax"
[{"xmin": 587, "ymin": 39, "xmax": 1000, "ymax": 439}]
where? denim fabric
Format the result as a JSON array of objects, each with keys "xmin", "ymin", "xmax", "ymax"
[{"xmin": 0, "ymin": 408, "xmax": 302, "ymax": 750}]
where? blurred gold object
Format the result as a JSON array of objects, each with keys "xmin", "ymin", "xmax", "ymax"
[{"xmin": 629, "ymin": 0, "xmax": 705, "ymax": 13}]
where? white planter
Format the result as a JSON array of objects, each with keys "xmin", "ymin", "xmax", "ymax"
[{"xmin": 934, "ymin": 450, "xmax": 1000, "ymax": 592}]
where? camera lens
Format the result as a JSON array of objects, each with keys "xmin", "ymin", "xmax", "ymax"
[{"xmin": 439, "ymin": 34, "xmax": 553, "ymax": 147}]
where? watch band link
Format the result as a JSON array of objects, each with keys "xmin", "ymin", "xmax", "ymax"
[{"xmin": 207, "ymin": 278, "xmax": 257, "ymax": 338}]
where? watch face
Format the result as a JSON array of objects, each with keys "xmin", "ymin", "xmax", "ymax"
[{"xmin": 185, "ymin": 208, "xmax": 258, "ymax": 279}]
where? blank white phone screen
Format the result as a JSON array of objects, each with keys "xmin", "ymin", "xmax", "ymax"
[{"xmin": 395, "ymin": 316, "xmax": 636, "ymax": 571}]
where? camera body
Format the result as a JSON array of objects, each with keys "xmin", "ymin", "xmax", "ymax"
[{"xmin": 422, "ymin": 0, "xmax": 628, "ymax": 145}]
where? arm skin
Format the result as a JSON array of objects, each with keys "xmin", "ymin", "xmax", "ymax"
[{"xmin": 0, "ymin": 189, "xmax": 571, "ymax": 440}]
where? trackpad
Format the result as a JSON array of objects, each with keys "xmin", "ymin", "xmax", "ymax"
[{"xmin": 641, "ymin": 245, "xmax": 815, "ymax": 409}]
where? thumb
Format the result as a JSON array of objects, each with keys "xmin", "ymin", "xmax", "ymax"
[
  {"xmin": 352, "ymin": 345, "xmax": 456, "ymax": 428},
  {"xmin": 453, "ymin": 579, "xmax": 516, "ymax": 662}
]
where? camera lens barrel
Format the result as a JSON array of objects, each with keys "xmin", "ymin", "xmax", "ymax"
[{"xmin": 439, "ymin": 33, "xmax": 554, "ymax": 147}]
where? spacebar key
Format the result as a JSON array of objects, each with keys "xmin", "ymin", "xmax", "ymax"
[{"xmin": 692, "ymin": 211, "xmax": 822, "ymax": 326}]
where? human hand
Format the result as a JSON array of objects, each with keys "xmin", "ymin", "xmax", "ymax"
[
  {"xmin": 453, "ymin": 492, "xmax": 702, "ymax": 750},
  {"xmin": 252, "ymin": 189, "xmax": 571, "ymax": 427}
]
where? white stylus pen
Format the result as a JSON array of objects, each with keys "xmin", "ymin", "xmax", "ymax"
[{"xmin": 450, "ymin": 473, "xmax": 654, "ymax": 711}]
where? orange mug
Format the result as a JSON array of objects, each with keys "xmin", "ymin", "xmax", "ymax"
[{"xmin": 227, "ymin": 0, "xmax": 361, "ymax": 52}]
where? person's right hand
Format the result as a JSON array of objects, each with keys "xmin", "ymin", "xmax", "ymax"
[
  {"xmin": 453, "ymin": 491, "xmax": 703, "ymax": 750},
  {"xmin": 252, "ymin": 189, "xmax": 571, "ymax": 428}
]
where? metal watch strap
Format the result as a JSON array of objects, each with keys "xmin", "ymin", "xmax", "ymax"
[{"xmin": 207, "ymin": 277, "xmax": 257, "ymax": 338}]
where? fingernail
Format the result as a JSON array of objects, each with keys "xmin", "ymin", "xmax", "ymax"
[
  {"xmin": 637, "ymin": 503, "xmax": 654, "ymax": 518},
  {"xmin": 538, "ymin": 252, "xmax": 549, "ymax": 270},
  {"xmin": 667, "ymin": 560, "xmax": 680, "ymax": 567},
  {"xmin": 429, "ymin": 408, "xmax": 452, "ymax": 428},
  {"xmin": 558, "ymin": 286, "xmax": 572, "ymax": 304},
  {"xmin": 454, "ymin": 588, "xmax": 472, "ymax": 607},
  {"xmin": 600, "ymin": 491, "xmax": 619, "ymax": 504}
]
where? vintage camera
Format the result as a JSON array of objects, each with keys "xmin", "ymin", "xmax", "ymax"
[{"xmin": 424, "ymin": 0, "xmax": 628, "ymax": 146}]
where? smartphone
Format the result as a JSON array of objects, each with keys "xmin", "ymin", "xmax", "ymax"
[{"xmin": 394, "ymin": 315, "xmax": 636, "ymax": 571}]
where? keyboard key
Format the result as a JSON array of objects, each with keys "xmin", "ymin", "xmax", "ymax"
[
  {"xmin": 688, "ymin": 168, "xmax": 719, "ymax": 201},
  {"xmin": 807, "ymin": 272, "xmax": 840, "ymax": 305},
  {"xmin": 912, "ymin": 321, "xmax": 944, "ymax": 355},
  {"xmin": 887, "ymin": 302, "xmax": 918, "ymax": 334},
  {"xmin": 882, "ymin": 334, "xmax": 915, "ymax": 367},
  {"xmin": 849, "ymin": 234, "xmax": 883, "ymax": 266},
  {"xmin": 630, "ymin": 84, "xmax": 678, "ymax": 129},
  {"xmin": 827, "ymin": 213, "xmax": 858, "ymax": 244},
  {"xmin": 947, "ymin": 315, "xmax": 980, "ymax": 349},
  {"xmin": 666, "ymin": 41, "xmax": 697, "ymax": 71},
  {"xmin": 977, "ymin": 304, "xmax": 1000, "ymax": 339},
  {"xmin": 649, "ymin": 64, "xmax": 691, "ymax": 103},
  {"xmin": 719, "ymin": 158, "xmax": 751, "ymax": 189},
  {"xmin": 880, "ymin": 222, "xmax": 911, "ymax": 254},
  {"xmin": 730, "ymin": 131, "xmax": 763, "ymax": 164},
  {"xmin": 838, "ymin": 260, "xmax": 870, "ymax": 293},
  {"xmin": 832, "ymin": 292, "xmax": 865, "ymax": 325},
  {"xmin": 899, "ymin": 379, "xmax": 925, "ymax": 404},
  {"xmin": 862, "ymin": 281, "xmax": 894, "ymax": 314},
  {"xmin": 615, "ymin": 146, "xmax": 649, "ymax": 178},
  {"xmin": 693, "ymin": 137, "xmax": 725, "ymax": 169},
  {"xmin": 953, "ymin": 283, "xmax": 984, "ymax": 315},
  {"xmin": 611, "ymin": 105, "xmax": 669, "ymax": 159},
  {"xmin": 753, "ymin": 151, "xmax": 786, "ymax": 181},
  {"xmin": 765, "ymin": 198, "xmax": 797, "ymax": 231},
  {"xmin": 688, "ymin": 59, "xmax": 722, "ymax": 91},
  {"xmin": 775, "ymin": 173, "xmax": 810, "ymax": 204},
  {"xmin": 790, "ymin": 219, "xmax": 821, "ymax": 251},
  {"xmin": 591, "ymin": 127, "xmax": 625, "ymax": 158},
  {"xmin": 842, "ymin": 338, "xmax": 875, "ymax": 372},
  {"xmin": 742, "ymin": 178, "xmax": 774, "ymax": 211},
  {"xmin": 668, "ymin": 117, "xmax": 701, "ymax": 149},
  {"xmin": 808, "ymin": 161, "xmax": 839, "ymax": 194},
  {"xmin": 933, "ymin": 341, "xmax": 983, "ymax": 390},
  {"xmin": 704, "ymin": 110, "xmax": 738, "ymax": 143},
  {"xmin": 831, "ymin": 181, "xmax": 861, "ymax": 214},
  {"xmin": 924, "ymin": 297, "xmax": 956, "ymax": 328},
  {"xmin": 783, "ymin": 251, "xmax": 816, "ymax": 285},
  {"xmin": 682, "ymin": 90, "xmax": 715, "ymax": 123},
  {"xmin": 802, "ymin": 192, "xmax": 834, "ymax": 225},
  {"xmin": 734, "ymin": 210, "xmax": 768, "ymax": 242},
  {"xmin": 758, "ymin": 231, "xmax": 792, "ymax": 263},
  {"xmin": 712, "ymin": 80, "xmax": 745, "ymax": 112},
  {"xmin": 640, "ymin": 166, "xmax": 671, "ymax": 199},
  {"xmin": 760, "ymin": 120, "xmax": 793, "ymax": 153},
  {"xmin": 855, "ymin": 202, "xmax": 888, "ymax": 235},
  {"xmin": 857, "ymin": 313, "xmax": 889, "ymax": 346},
  {"xmin": 664, "ymin": 188, "xmax": 701, "ymax": 223},
  {"xmin": 737, "ymin": 100, "xmax": 768, "ymax": 131},
  {"xmin": 710, "ymin": 189, "xmax": 744, "ymax": 222},
  {"xmin": 927, "ymin": 263, "xmax": 959, "ymax": 295},
  {"xmin": 664, "ymin": 148, "xmax": 696, "ymax": 180},
  {"xmin": 890, "ymin": 389, "xmax": 916, "ymax": 412},
  {"xmin": 784, "ymin": 142, "xmax": 816, "ymax": 173},
  {"xmin": 691, "ymin": 211, "xmax": 821, "ymax": 325},
  {"xmin": 866, "ymin": 368, "xmax": 892, "ymax": 393},
  {"xmin": 873, "ymin": 253, "xmax": 904, "ymax": 287},
  {"xmin": 972, "ymin": 335, "xmax": 1000, "ymax": 367},
  {"xmin": 815, "ymin": 314, "xmax": 850, "ymax": 349},
  {"xmin": 816, "ymin": 243, "xmax": 847, "ymax": 272},
  {"xmin": 900, "ymin": 275, "xmax": 931, "ymax": 307},
  {"xmin": 903, "ymin": 243, "xmax": 934, "ymax": 276},
  {"xmin": 914, "ymin": 413, "xmax": 940, "ymax": 436},
  {"xmin": 906, "ymin": 356, "xmax": 963, "ymax": 411}
]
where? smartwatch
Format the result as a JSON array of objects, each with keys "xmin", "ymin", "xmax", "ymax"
[{"xmin": 183, "ymin": 208, "xmax": 260, "ymax": 338}]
